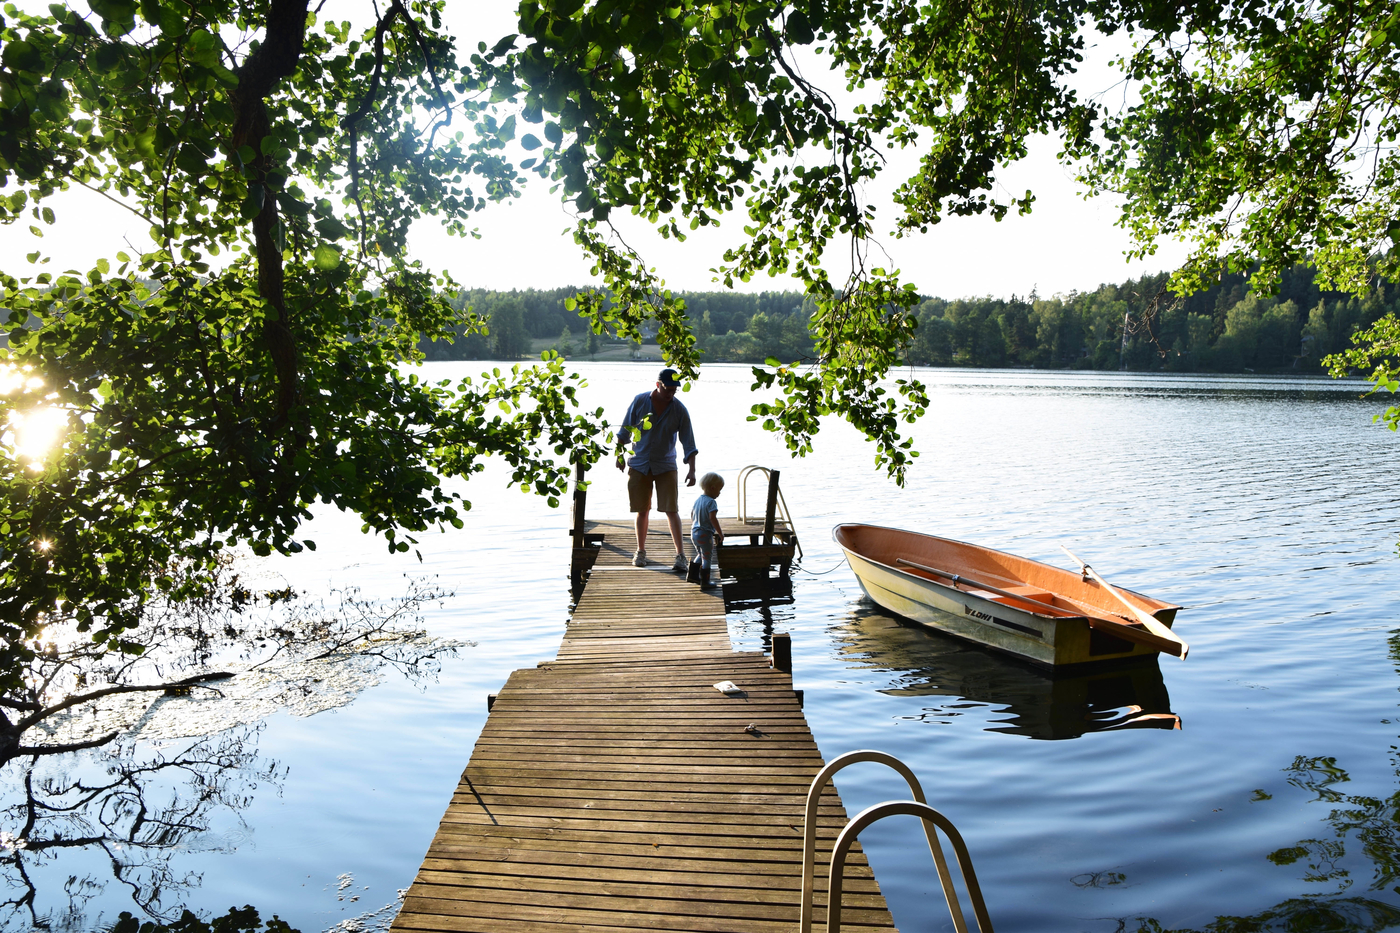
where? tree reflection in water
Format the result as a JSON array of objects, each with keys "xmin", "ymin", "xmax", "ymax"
[
  {"xmin": 0, "ymin": 569, "xmax": 458, "ymax": 931},
  {"xmin": 1128, "ymin": 898, "xmax": 1400, "ymax": 933},
  {"xmin": 0, "ymin": 724, "xmax": 280, "ymax": 932},
  {"xmin": 1122, "ymin": 630, "xmax": 1400, "ymax": 933}
]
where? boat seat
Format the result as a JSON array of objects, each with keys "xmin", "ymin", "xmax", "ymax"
[{"xmin": 987, "ymin": 585, "xmax": 1056, "ymax": 607}]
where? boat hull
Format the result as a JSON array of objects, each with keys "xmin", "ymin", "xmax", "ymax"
[{"xmin": 835, "ymin": 524, "xmax": 1181, "ymax": 669}]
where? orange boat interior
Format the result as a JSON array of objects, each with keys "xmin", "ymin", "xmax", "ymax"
[{"xmin": 834, "ymin": 524, "xmax": 1180, "ymax": 624}]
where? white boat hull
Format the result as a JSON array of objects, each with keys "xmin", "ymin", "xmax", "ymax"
[{"xmin": 841, "ymin": 545, "xmax": 1166, "ymax": 668}]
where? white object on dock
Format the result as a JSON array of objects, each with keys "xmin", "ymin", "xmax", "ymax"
[{"xmin": 714, "ymin": 680, "xmax": 743, "ymax": 696}]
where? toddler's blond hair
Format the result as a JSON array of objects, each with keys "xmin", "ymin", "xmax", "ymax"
[{"xmin": 700, "ymin": 472, "xmax": 725, "ymax": 496}]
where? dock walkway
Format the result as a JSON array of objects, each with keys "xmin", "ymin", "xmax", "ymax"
[{"xmin": 392, "ymin": 521, "xmax": 897, "ymax": 933}]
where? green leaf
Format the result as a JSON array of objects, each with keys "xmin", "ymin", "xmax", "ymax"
[
  {"xmin": 240, "ymin": 184, "xmax": 266, "ymax": 219},
  {"xmin": 89, "ymin": 42, "xmax": 124, "ymax": 72},
  {"xmin": 314, "ymin": 215, "xmax": 349, "ymax": 240},
  {"xmin": 785, "ymin": 11, "xmax": 814, "ymax": 45},
  {"xmin": 312, "ymin": 243, "xmax": 341, "ymax": 270},
  {"xmin": 2, "ymin": 39, "xmax": 42, "ymax": 73}
]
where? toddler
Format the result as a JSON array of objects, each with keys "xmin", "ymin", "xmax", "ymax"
[{"xmin": 690, "ymin": 472, "xmax": 725, "ymax": 588}]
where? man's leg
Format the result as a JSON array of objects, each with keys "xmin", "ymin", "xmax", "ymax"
[
  {"xmin": 665, "ymin": 511, "xmax": 685, "ymax": 557},
  {"xmin": 635, "ymin": 509, "xmax": 650, "ymax": 555},
  {"xmin": 626, "ymin": 468, "xmax": 654, "ymax": 564},
  {"xmin": 653, "ymin": 471, "xmax": 686, "ymax": 570}
]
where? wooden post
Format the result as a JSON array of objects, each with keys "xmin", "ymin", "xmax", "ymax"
[
  {"xmin": 571, "ymin": 457, "xmax": 587, "ymax": 551},
  {"xmin": 762, "ymin": 469, "xmax": 780, "ymax": 546},
  {"xmin": 771, "ymin": 631, "xmax": 792, "ymax": 673}
]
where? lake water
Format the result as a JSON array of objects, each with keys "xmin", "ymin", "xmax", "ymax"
[{"xmin": 6, "ymin": 364, "xmax": 1399, "ymax": 933}]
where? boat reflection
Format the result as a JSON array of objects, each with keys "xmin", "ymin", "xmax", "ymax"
[{"xmin": 836, "ymin": 600, "xmax": 1180, "ymax": 739}]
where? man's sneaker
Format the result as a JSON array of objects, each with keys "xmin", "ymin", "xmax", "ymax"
[
  {"xmin": 672, "ymin": 553, "xmax": 687, "ymax": 573},
  {"xmin": 632, "ymin": 550, "xmax": 648, "ymax": 567}
]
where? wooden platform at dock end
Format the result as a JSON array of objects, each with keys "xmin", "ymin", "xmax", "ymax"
[{"xmin": 391, "ymin": 522, "xmax": 898, "ymax": 933}]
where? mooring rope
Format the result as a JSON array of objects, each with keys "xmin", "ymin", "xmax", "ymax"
[{"xmin": 792, "ymin": 557, "xmax": 848, "ymax": 576}]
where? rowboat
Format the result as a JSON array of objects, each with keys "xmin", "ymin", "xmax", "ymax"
[{"xmin": 833, "ymin": 524, "xmax": 1187, "ymax": 668}]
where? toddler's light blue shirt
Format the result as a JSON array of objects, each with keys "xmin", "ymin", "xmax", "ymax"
[{"xmin": 691, "ymin": 493, "xmax": 719, "ymax": 536}]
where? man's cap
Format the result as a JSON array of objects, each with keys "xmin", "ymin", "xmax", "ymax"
[{"xmin": 658, "ymin": 368, "xmax": 682, "ymax": 388}]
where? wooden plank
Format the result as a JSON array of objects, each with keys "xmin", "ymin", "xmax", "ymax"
[
  {"xmin": 411, "ymin": 870, "xmax": 888, "ymax": 906},
  {"xmin": 392, "ymin": 518, "xmax": 895, "ymax": 933},
  {"xmin": 417, "ymin": 846, "xmax": 875, "ymax": 875},
  {"xmin": 402, "ymin": 888, "xmax": 894, "ymax": 926}
]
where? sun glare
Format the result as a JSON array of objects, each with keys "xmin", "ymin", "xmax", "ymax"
[
  {"xmin": 7, "ymin": 406, "xmax": 70, "ymax": 466},
  {"xmin": 0, "ymin": 364, "xmax": 42, "ymax": 396}
]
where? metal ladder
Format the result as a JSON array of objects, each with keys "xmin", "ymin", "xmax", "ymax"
[
  {"xmin": 799, "ymin": 750, "xmax": 995, "ymax": 933},
  {"xmin": 734, "ymin": 464, "xmax": 803, "ymax": 560}
]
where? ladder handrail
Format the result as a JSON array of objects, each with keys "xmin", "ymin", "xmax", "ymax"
[
  {"xmin": 826, "ymin": 800, "xmax": 994, "ymax": 933},
  {"xmin": 799, "ymin": 750, "xmax": 970, "ymax": 933},
  {"xmin": 734, "ymin": 465, "xmax": 803, "ymax": 560},
  {"xmin": 735, "ymin": 464, "xmax": 785, "ymax": 525}
]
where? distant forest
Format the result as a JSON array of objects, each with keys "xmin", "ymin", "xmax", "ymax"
[{"xmin": 419, "ymin": 264, "xmax": 1400, "ymax": 373}]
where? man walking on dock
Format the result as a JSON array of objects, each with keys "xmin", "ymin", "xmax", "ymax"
[{"xmin": 616, "ymin": 368, "xmax": 699, "ymax": 570}]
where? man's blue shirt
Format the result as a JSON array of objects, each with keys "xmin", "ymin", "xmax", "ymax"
[{"xmin": 617, "ymin": 391, "xmax": 698, "ymax": 474}]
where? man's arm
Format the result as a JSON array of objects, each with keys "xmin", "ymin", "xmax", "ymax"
[
  {"xmin": 616, "ymin": 396, "xmax": 640, "ymax": 472},
  {"xmin": 678, "ymin": 406, "xmax": 698, "ymax": 486}
]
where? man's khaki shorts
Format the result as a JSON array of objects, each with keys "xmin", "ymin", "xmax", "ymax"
[{"xmin": 628, "ymin": 468, "xmax": 679, "ymax": 513}]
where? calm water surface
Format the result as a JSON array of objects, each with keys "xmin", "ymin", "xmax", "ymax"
[{"xmin": 8, "ymin": 365, "xmax": 1399, "ymax": 933}]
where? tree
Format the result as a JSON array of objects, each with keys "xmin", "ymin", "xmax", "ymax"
[
  {"xmin": 489, "ymin": 295, "xmax": 528, "ymax": 358},
  {"xmin": 1329, "ymin": 314, "xmax": 1400, "ymax": 433},
  {"xmin": 6, "ymin": 0, "xmax": 1399, "ymax": 763},
  {"xmin": 0, "ymin": 0, "xmax": 606, "ymax": 750},
  {"xmin": 487, "ymin": 0, "xmax": 1398, "ymax": 454}
]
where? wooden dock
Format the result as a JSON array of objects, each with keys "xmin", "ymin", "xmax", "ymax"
[{"xmin": 391, "ymin": 520, "xmax": 898, "ymax": 933}]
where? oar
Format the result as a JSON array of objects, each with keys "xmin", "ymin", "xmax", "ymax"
[
  {"xmin": 894, "ymin": 558, "xmax": 1188, "ymax": 656},
  {"xmin": 1059, "ymin": 546, "xmax": 1188, "ymax": 659},
  {"xmin": 895, "ymin": 558, "xmax": 1078, "ymax": 616}
]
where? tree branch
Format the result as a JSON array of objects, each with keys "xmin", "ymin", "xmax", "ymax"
[{"xmin": 12, "ymin": 671, "xmax": 233, "ymax": 734}]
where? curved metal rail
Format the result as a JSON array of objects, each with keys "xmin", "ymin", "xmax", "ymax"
[
  {"xmin": 827, "ymin": 799, "xmax": 994, "ymax": 933},
  {"xmin": 734, "ymin": 464, "xmax": 803, "ymax": 559},
  {"xmin": 800, "ymin": 749, "xmax": 992, "ymax": 933}
]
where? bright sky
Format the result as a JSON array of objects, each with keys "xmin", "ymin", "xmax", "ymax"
[{"xmin": 0, "ymin": 2, "xmax": 1189, "ymax": 301}]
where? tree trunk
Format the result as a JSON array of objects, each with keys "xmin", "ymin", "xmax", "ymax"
[{"xmin": 230, "ymin": 0, "xmax": 311, "ymax": 429}]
